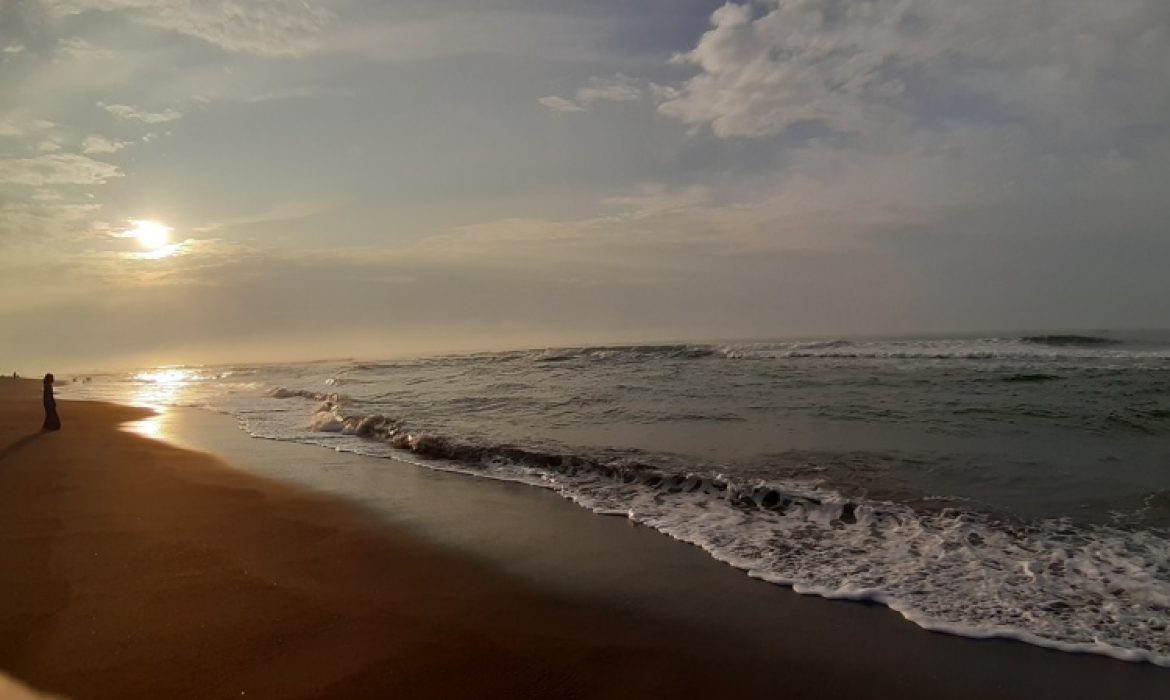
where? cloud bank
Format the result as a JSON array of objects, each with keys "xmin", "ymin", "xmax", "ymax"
[{"xmin": 658, "ymin": 0, "xmax": 1170, "ymax": 139}]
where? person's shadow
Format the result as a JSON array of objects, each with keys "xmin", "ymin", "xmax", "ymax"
[{"xmin": 0, "ymin": 432, "xmax": 44, "ymax": 463}]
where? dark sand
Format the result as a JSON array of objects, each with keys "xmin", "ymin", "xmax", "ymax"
[{"xmin": 2, "ymin": 377, "xmax": 1168, "ymax": 698}]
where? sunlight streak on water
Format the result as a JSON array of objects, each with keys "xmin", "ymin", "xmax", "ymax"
[{"xmin": 120, "ymin": 368, "xmax": 204, "ymax": 441}]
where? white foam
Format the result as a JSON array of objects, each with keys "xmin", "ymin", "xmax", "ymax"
[{"xmin": 339, "ymin": 447, "xmax": 1170, "ymax": 667}]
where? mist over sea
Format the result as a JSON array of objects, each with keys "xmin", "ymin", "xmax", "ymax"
[{"xmin": 66, "ymin": 333, "xmax": 1170, "ymax": 665}]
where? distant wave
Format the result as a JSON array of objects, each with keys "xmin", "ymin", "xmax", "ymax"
[
  {"xmin": 475, "ymin": 337, "xmax": 1165, "ymax": 363},
  {"xmin": 1002, "ymin": 373, "xmax": 1063, "ymax": 382},
  {"xmin": 286, "ymin": 397, "xmax": 1170, "ymax": 668},
  {"xmin": 531, "ymin": 345, "xmax": 717, "ymax": 363},
  {"xmin": 1020, "ymin": 334, "xmax": 1119, "ymax": 347},
  {"xmin": 715, "ymin": 338, "xmax": 1161, "ymax": 361},
  {"xmin": 265, "ymin": 335, "xmax": 1150, "ymax": 369}
]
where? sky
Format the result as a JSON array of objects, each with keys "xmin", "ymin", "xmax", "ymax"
[{"xmin": 1, "ymin": 0, "xmax": 1168, "ymax": 370}]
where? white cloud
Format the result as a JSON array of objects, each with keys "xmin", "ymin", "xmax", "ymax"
[
  {"xmin": 576, "ymin": 74, "xmax": 643, "ymax": 104},
  {"xmin": 537, "ymin": 95, "xmax": 585, "ymax": 113},
  {"xmin": 0, "ymin": 153, "xmax": 122, "ymax": 185},
  {"xmin": 0, "ymin": 117, "xmax": 55, "ymax": 138},
  {"xmin": 54, "ymin": 37, "xmax": 114, "ymax": 61},
  {"xmin": 657, "ymin": 0, "xmax": 1170, "ymax": 140},
  {"xmin": 539, "ymin": 74, "xmax": 645, "ymax": 113},
  {"xmin": 634, "ymin": 0, "xmax": 1170, "ymax": 245},
  {"xmin": 81, "ymin": 134, "xmax": 131, "ymax": 154},
  {"xmin": 36, "ymin": 138, "xmax": 63, "ymax": 153},
  {"xmin": 44, "ymin": 0, "xmax": 334, "ymax": 57},
  {"xmin": 100, "ymin": 102, "xmax": 183, "ymax": 124}
]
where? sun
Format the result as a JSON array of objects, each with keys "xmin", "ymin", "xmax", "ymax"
[{"xmin": 129, "ymin": 220, "xmax": 171, "ymax": 250}]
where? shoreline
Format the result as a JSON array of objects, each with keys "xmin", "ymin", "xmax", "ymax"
[
  {"xmin": 168, "ymin": 403, "xmax": 1170, "ymax": 671},
  {"xmin": 3, "ymin": 377, "xmax": 1169, "ymax": 698}
]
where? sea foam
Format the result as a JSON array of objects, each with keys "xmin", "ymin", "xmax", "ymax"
[{"xmin": 281, "ymin": 396, "xmax": 1170, "ymax": 667}]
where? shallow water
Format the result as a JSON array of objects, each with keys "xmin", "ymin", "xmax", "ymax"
[{"xmin": 64, "ymin": 332, "xmax": 1170, "ymax": 664}]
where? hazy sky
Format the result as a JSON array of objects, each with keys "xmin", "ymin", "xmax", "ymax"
[{"xmin": 2, "ymin": 0, "xmax": 1168, "ymax": 370}]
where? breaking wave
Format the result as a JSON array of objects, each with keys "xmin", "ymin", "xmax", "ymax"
[
  {"xmin": 453, "ymin": 337, "xmax": 1167, "ymax": 363},
  {"xmin": 283, "ymin": 396, "xmax": 1170, "ymax": 667},
  {"xmin": 530, "ymin": 345, "xmax": 718, "ymax": 363},
  {"xmin": 269, "ymin": 387, "xmax": 351, "ymax": 404}
]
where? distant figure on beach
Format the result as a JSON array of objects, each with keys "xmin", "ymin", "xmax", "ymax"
[{"xmin": 42, "ymin": 373, "xmax": 60, "ymax": 431}]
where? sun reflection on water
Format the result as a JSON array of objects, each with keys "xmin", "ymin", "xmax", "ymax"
[{"xmin": 121, "ymin": 367, "xmax": 202, "ymax": 441}]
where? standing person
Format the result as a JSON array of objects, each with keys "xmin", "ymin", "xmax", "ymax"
[{"xmin": 42, "ymin": 373, "xmax": 60, "ymax": 431}]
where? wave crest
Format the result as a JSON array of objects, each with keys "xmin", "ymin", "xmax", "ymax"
[{"xmin": 270, "ymin": 387, "xmax": 351, "ymax": 403}]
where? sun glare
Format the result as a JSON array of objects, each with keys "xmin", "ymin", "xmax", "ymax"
[
  {"xmin": 129, "ymin": 219, "xmax": 171, "ymax": 250},
  {"xmin": 119, "ymin": 368, "xmax": 202, "ymax": 441}
]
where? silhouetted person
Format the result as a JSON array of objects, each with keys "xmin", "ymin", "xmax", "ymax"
[{"xmin": 42, "ymin": 373, "xmax": 60, "ymax": 431}]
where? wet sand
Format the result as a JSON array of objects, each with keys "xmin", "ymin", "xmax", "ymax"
[
  {"xmin": 1, "ymin": 377, "xmax": 1168, "ymax": 699},
  {"xmin": 0, "ymin": 378, "xmax": 791, "ymax": 698}
]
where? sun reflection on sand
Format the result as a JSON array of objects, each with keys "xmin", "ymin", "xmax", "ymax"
[{"xmin": 121, "ymin": 368, "xmax": 200, "ymax": 441}]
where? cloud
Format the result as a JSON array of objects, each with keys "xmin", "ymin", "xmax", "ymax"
[
  {"xmin": 35, "ymin": 137, "xmax": 63, "ymax": 153},
  {"xmin": 0, "ymin": 197, "xmax": 102, "ymax": 250},
  {"xmin": 657, "ymin": 0, "xmax": 1170, "ymax": 140},
  {"xmin": 100, "ymin": 102, "xmax": 182, "ymax": 124},
  {"xmin": 537, "ymin": 95, "xmax": 585, "ymax": 113},
  {"xmin": 576, "ymin": 74, "xmax": 643, "ymax": 104},
  {"xmin": 44, "ymin": 0, "xmax": 334, "ymax": 57},
  {"xmin": 410, "ymin": 180, "xmax": 871, "ymax": 268},
  {"xmin": 0, "ymin": 153, "xmax": 121, "ymax": 186},
  {"xmin": 81, "ymin": 135, "xmax": 131, "ymax": 154},
  {"xmin": 54, "ymin": 37, "xmax": 114, "ymax": 60},
  {"xmin": 0, "ymin": 117, "xmax": 55, "ymax": 138},
  {"xmin": 636, "ymin": 0, "xmax": 1170, "ymax": 247},
  {"xmin": 539, "ymin": 74, "xmax": 645, "ymax": 112}
]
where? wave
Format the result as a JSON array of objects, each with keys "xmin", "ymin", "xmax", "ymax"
[
  {"xmin": 1002, "ymin": 373, "xmax": 1063, "ymax": 382},
  {"xmin": 269, "ymin": 387, "xmax": 351, "ymax": 404},
  {"xmin": 1020, "ymin": 335, "xmax": 1119, "ymax": 347},
  {"xmin": 530, "ymin": 345, "xmax": 717, "ymax": 363},
  {"xmin": 486, "ymin": 339, "xmax": 1168, "ymax": 363},
  {"xmin": 320, "ymin": 337, "xmax": 1167, "ymax": 368},
  {"xmin": 295, "ymin": 398, "xmax": 1170, "ymax": 667},
  {"xmin": 716, "ymin": 338, "xmax": 1168, "ymax": 361}
]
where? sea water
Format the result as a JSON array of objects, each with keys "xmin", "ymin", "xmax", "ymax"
[{"xmin": 64, "ymin": 333, "xmax": 1170, "ymax": 664}]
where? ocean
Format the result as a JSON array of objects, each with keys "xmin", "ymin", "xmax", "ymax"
[{"xmin": 63, "ymin": 333, "xmax": 1170, "ymax": 665}]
